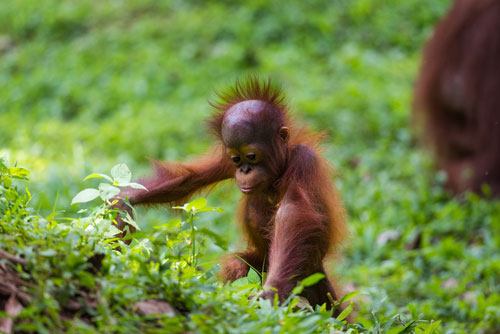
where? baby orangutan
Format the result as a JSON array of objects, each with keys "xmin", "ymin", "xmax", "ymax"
[{"xmin": 116, "ymin": 78, "xmax": 347, "ymax": 312}]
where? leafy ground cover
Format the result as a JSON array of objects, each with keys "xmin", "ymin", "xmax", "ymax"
[
  {"xmin": 1, "ymin": 0, "xmax": 499, "ymax": 333},
  {"xmin": 1, "ymin": 161, "xmax": 434, "ymax": 333}
]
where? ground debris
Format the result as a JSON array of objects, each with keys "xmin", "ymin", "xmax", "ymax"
[
  {"xmin": 0, "ymin": 248, "xmax": 102, "ymax": 332},
  {"xmin": 0, "ymin": 248, "xmax": 31, "ymax": 334},
  {"xmin": 134, "ymin": 299, "xmax": 179, "ymax": 317}
]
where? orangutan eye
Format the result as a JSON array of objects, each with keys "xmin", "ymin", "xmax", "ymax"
[
  {"xmin": 231, "ymin": 156, "xmax": 241, "ymax": 164},
  {"xmin": 246, "ymin": 153, "xmax": 256, "ymax": 161}
]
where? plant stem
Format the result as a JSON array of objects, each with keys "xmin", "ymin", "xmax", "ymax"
[{"xmin": 190, "ymin": 210, "xmax": 196, "ymax": 267}]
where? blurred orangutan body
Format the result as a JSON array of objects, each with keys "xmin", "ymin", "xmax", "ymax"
[{"xmin": 414, "ymin": 0, "xmax": 500, "ymax": 196}]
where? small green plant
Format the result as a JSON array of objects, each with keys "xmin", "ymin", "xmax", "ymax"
[
  {"xmin": 72, "ymin": 163, "xmax": 147, "ymax": 205},
  {"xmin": 173, "ymin": 197, "xmax": 222, "ymax": 268},
  {"xmin": 0, "ymin": 159, "xmax": 32, "ymax": 230},
  {"xmin": 70, "ymin": 163, "xmax": 146, "ymax": 239}
]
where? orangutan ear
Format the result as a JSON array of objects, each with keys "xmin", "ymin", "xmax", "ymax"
[{"xmin": 279, "ymin": 127, "xmax": 290, "ymax": 143}]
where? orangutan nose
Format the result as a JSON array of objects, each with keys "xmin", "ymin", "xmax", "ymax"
[{"xmin": 240, "ymin": 164, "xmax": 252, "ymax": 174}]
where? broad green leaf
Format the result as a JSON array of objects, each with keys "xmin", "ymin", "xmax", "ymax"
[
  {"xmin": 99, "ymin": 183, "xmax": 120, "ymax": 200},
  {"xmin": 300, "ymin": 273, "xmax": 325, "ymax": 287},
  {"xmin": 72, "ymin": 188, "xmax": 100, "ymax": 204},
  {"xmin": 9, "ymin": 167, "xmax": 30, "ymax": 179},
  {"xmin": 153, "ymin": 218, "xmax": 182, "ymax": 229},
  {"xmin": 186, "ymin": 197, "xmax": 207, "ymax": 212},
  {"xmin": 231, "ymin": 277, "xmax": 249, "ymax": 287},
  {"xmin": 247, "ymin": 268, "xmax": 261, "ymax": 285},
  {"xmin": 111, "ymin": 164, "xmax": 132, "ymax": 185}
]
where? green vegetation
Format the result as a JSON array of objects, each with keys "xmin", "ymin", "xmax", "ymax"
[
  {"xmin": 1, "ymin": 0, "xmax": 499, "ymax": 333},
  {"xmin": 0, "ymin": 161, "xmax": 430, "ymax": 333}
]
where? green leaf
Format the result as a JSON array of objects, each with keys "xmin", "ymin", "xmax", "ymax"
[
  {"xmin": 381, "ymin": 314, "xmax": 399, "ymax": 333},
  {"xmin": 338, "ymin": 291, "xmax": 360, "ymax": 305},
  {"xmin": 234, "ymin": 255, "xmax": 262, "ymax": 279},
  {"xmin": 111, "ymin": 164, "xmax": 132, "ymax": 185},
  {"xmin": 153, "ymin": 218, "xmax": 182, "ymax": 229},
  {"xmin": 172, "ymin": 204, "xmax": 188, "ymax": 212},
  {"xmin": 387, "ymin": 320, "xmax": 418, "ymax": 334},
  {"xmin": 25, "ymin": 186, "xmax": 31, "ymax": 202},
  {"xmin": 408, "ymin": 303, "xmax": 418, "ymax": 320},
  {"xmin": 232, "ymin": 277, "xmax": 249, "ymax": 287},
  {"xmin": 129, "ymin": 182, "xmax": 148, "ymax": 191},
  {"xmin": 180, "ymin": 220, "xmax": 192, "ymax": 231},
  {"xmin": 39, "ymin": 249, "xmax": 57, "ymax": 257},
  {"xmin": 292, "ymin": 285, "xmax": 304, "ymax": 295},
  {"xmin": 399, "ymin": 320, "xmax": 417, "ymax": 334},
  {"xmin": 186, "ymin": 197, "xmax": 207, "ymax": 212},
  {"xmin": 336, "ymin": 300, "xmax": 353, "ymax": 321},
  {"xmin": 197, "ymin": 206, "xmax": 223, "ymax": 213},
  {"xmin": 78, "ymin": 271, "xmax": 96, "ymax": 289},
  {"xmin": 84, "ymin": 173, "xmax": 113, "ymax": 182},
  {"xmin": 197, "ymin": 227, "xmax": 228, "ymax": 249},
  {"xmin": 247, "ymin": 268, "xmax": 261, "ymax": 285},
  {"xmin": 300, "ymin": 273, "xmax": 325, "ymax": 287},
  {"xmin": 103, "ymin": 225, "xmax": 123, "ymax": 238},
  {"xmin": 123, "ymin": 212, "xmax": 140, "ymax": 230},
  {"xmin": 424, "ymin": 320, "xmax": 441, "ymax": 334},
  {"xmin": 387, "ymin": 327, "xmax": 406, "ymax": 334},
  {"xmin": 99, "ymin": 183, "xmax": 120, "ymax": 200},
  {"xmin": 0, "ymin": 160, "xmax": 8, "ymax": 174},
  {"xmin": 9, "ymin": 167, "xmax": 30, "ymax": 179},
  {"xmin": 2, "ymin": 175, "xmax": 12, "ymax": 188},
  {"xmin": 72, "ymin": 188, "xmax": 100, "ymax": 204}
]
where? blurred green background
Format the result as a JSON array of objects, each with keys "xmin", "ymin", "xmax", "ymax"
[{"xmin": 1, "ymin": 0, "xmax": 500, "ymax": 332}]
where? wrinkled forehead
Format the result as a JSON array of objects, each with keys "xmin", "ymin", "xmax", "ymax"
[{"xmin": 221, "ymin": 100, "xmax": 275, "ymax": 147}]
